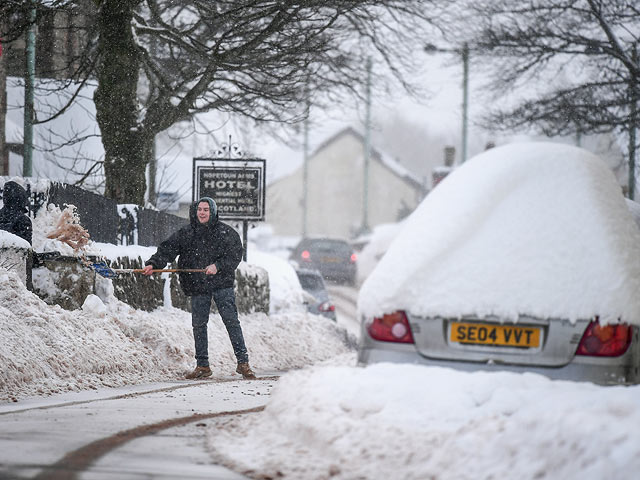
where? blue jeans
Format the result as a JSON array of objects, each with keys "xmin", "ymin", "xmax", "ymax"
[{"xmin": 191, "ymin": 288, "xmax": 249, "ymax": 367}]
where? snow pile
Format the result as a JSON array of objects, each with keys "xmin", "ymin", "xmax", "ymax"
[
  {"xmin": 626, "ymin": 198, "xmax": 640, "ymax": 229},
  {"xmin": 0, "ymin": 268, "xmax": 354, "ymax": 402},
  {"xmin": 355, "ymin": 221, "xmax": 405, "ymax": 284},
  {"xmin": 246, "ymin": 247, "xmax": 304, "ymax": 314},
  {"xmin": 0, "ymin": 230, "xmax": 30, "ymax": 249},
  {"xmin": 0, "ymin": 269, "xmax": 172, "ymax": 401},
  {"xmin": 208, "ymin": 363, "xmax": 640, "ymax": 480},
  {"xmin": 360, "ymin": 142, "xmax": 640, "ymax": 325}
]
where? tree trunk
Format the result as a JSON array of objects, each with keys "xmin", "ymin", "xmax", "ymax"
[
  {"xmin": 0, "ymin": 17, "xmax": 8, "ymax": 176},
  {"xmin": 94, "ymin": 0, "xmax": 147, "ymax": 205},
  {"xmin": 147, "ymin": 136, "xmax": 157, "ymax": 207}
]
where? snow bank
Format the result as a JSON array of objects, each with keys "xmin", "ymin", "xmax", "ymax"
[
  {"xmin": 360, "ymin": 142, "xmax": 640, "ymax": 325},
  {"xmin": 0, "ymin": 230, "xmax": 30, "ymax": 249},
  {"xmin": 0, "ymin": 268, "xmax": 354, "ymax": 402},
  {"xmin": 207, "ymin": 363, "xmax": 640, "ymax": 480},
  {"xmin": 355, "ymin": 222, "xmax": 405, "ymax": 284},
  {"xmin": 246, "ymin": 247, "xmax": 304, "ymax": 314}
]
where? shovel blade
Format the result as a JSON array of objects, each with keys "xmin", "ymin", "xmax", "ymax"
[{"xmin": 91, "ymin": 261, "xmax": 118, "ymax": 278}]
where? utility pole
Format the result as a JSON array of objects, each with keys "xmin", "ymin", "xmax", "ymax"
[
  {"xmin": 23, "ymin": 1, "xmax": 37, "ymax": 177},
  {"xmin": 0, "ymin": 25, "xmax": 7, "ymax": 175},
  {"xmin": 629, "ymin": 44, "xmax": 638, "ymax": 201},
  {"xmin": 424, "ymin": 43, "xmax": 470, "ymax": 163},
  {"xmin": 302, "ymin": 93, "xmax": 310, "ymax": 237},
  {"xmin": 461, "ymin": 42, "xmax": 469, "ymax": 163},
  {"xmin": 361, "ymin": 57, "xmax": 372, "ymax": 234}
]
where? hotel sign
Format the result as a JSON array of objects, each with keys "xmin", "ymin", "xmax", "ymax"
[{"xmin": 192, "ymin": 158, "xmax": 266, "ymax": 221}]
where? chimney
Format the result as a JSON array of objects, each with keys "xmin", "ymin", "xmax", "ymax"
[{"xmin": 444, "ymin": 146, "xmax": 455, "ymax": 167}]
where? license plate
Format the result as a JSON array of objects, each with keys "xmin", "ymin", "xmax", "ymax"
[
  {"xmin": 321, "ymin": 257, "xmax": 339, "ymax": 263},
  {"xmin": 450, "ymin": 321, "xmax": 541, "ymax": 348}
]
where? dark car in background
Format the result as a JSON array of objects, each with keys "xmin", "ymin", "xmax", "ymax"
[
  {"xmin": 290, "ymin": 237, "xmax": 357, "ymax": 285},
  {"xmin": 295, "ymin": 268, "xmax": 337, "ymax": 321}
]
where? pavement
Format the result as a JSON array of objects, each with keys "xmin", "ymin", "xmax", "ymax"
[{"xmin": 0, "ymin": 376, "xmax": 279, "ymax": 480}]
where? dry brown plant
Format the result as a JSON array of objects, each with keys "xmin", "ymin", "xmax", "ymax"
[{"xmin": 46, "ymin": 207, "xmax": 90, "ymax": 251}]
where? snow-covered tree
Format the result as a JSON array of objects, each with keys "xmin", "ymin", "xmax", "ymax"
[
  {"xmin": 450, "ymin": 0, "xmax": 639, "ymax": 195},
  {"xmin": 93, "ymin": 0, "xmax": 441, "ymax": 205},
  {"xmin": 3, "ymin": 1, "xmax": 444, "ymax": 204}
]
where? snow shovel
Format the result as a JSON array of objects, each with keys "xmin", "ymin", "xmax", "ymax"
[{"xmin": 90, "ymin": 261, "xmax": 206, "ymax": 279}]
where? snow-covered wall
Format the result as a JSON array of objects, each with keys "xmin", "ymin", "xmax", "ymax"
[
  {"xmin": 32, "ymin": 254, "xmax": 270, "ymax": 314},
  {"xmin": 0, "ymin": 231, "xmax": 31, "ymax": 285},
  {"xmin": 0, "ymin": 247, "xmax": 29, "ymax": 285}
]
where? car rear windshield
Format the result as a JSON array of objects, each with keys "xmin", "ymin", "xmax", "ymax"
[{"xmin": 301, "ymin": 239, "xmax": 353, "ymax": 255}]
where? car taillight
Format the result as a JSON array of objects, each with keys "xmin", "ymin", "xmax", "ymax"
[
  {"xmin": 350, "ymin": 253, "xmax": 357, "ymax": 263},
  {"xmin": 576, "ymin": 320, "xmax": 633, "ymax": 357},
  {"xmin": 301, "ymin": 250, "xmax": 311, "ymax": 261},
  {"xmin": 318, "ymin": 302, "xmax": 335, "ymax": 313},
  {"xmin": 367, "ymin": 311, "xmax": 414, "ymax": 343}
]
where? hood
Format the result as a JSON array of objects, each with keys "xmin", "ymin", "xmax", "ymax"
[
  {"xmin": 189, "ymin": 196, "xmax": 219, "ymax": 228},
  {"xmin": 1, "ymin": 181, "xmax": 29, "ymax": 213}
]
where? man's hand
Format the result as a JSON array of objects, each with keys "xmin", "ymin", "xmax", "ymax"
[
  {"xmin": 141, "ymin": 265, "xmax": 154, "ymax": 276},
  {"xmin": 205, "ymin": 264, "xmax": 218, "ymax": 275}
]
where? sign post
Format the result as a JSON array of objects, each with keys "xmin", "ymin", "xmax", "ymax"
[{"xmin": 192, "ymin": 157, "xmax": 266, "ymax": 261}]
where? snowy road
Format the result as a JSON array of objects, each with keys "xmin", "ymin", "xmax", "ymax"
[
  {"xmin": 0, "ymin": 377, "xmax": 278, "ymax": 479},
  {"xmin": 0, "ymin": 267, "xmax": 360, "ymax": 479}
]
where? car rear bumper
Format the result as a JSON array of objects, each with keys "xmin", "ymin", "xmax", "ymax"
[{"xmin": 357, "ymin": 342, "xmax": 640, "ymax": 386}]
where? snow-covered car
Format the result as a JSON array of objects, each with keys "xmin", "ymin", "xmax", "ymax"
[
  {"xmin": 290, "ymin": 237, "xmax": 357, "ymax": 285},
  {"xmin": 357, "ymin": 142, "xmax": 640, "ymax": 385},
  {"xmin": 295, "ymin": 268, "xmax": 337, "ymax": 321},
  {"xmin": 626, "ymin": 198, "xmax": 640, "ymax": 229}
]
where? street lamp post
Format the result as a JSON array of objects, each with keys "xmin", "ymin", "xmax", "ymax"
[
  {"xmin": 362, "ymin": 57, "xmax": 372, "ymax": 234},
  {"xmin": 424, "ymin": 42, "xmax": 470, "ymax": 163},
  {"xmin": 23, "ymin": 1, "xmax": 37, "ymax": 177},
  {"xmin": 629, "ymin": 44, "xmax": 638, "ymax": 201},
  {"xmin": 461, "ymin": 42, "xmax": 469, "ymax": 164},
  {"xmin": 302, "ymin": 94, "xmax": 310, "ymax": 237}
]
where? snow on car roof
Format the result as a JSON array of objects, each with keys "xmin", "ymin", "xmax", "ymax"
[{"xmin": 358, "ymin": 142, "xmax": 640, "ymax": 325}]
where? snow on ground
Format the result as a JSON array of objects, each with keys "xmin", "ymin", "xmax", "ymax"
[
  {"xmin": 5, "ymin": 142, "xmax": 640, "ymax": 478},
  {"xmin": 355, "ymin": 221, "xmax": 405, "ymax": 284},
  {"xmin": 202, "ymin": 143, "xmax": 640, "ymax": 480},
  {"xmin": 244, "ymin": 246, "xmax": 304, "ymax": 314},
  {"xmin": 0, "ymin": 262, "xmax": 355, "ymax": 402},
  {"xmin": 207, "ymin": 363, "xmax": 640, "ymax": 480}
]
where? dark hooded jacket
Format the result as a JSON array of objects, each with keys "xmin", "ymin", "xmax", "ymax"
[
  {"xmin": 0, "ymin": 181, "xmax": 32, "ymax": 245},
  {"xmin": 145, "ymin": 198, "xmax": 242, "ymax": 296}
]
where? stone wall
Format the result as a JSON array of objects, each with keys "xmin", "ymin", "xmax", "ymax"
[
  {"xmin": 32, "ymin": 258, "xmax": 95, "ymax": 310},
  {"xmin": 21, "ymin": 250, "xmax": 270, "ymax": 314},
  {"xmin": 168, "ymin": 262, "xmax": 270, "ymax": 314},
  {"xmin": 0, "ymin": 246, "xmax": 29, "ymax": 286}
]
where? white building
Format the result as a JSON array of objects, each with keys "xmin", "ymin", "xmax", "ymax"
[{"xmin": 266, "ymin": 127, "xmax": 428, "ymax": 239}]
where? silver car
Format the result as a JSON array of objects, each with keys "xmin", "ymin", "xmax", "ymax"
[
  {"xmin": 357, "ymin": 143, "xmax": 640, "ymax": 385},
  {"xmin": 358, "ymin": 312, "xmax": 639, "ymax": 384}
]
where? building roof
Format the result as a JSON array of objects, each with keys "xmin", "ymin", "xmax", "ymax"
[
  {"xmin": 271, "ymin": 126, "xmax": 427, "ymax": 194},
  {"xmin": 312, "ymin": 127, "xmax": 426, "ymax": 192}
]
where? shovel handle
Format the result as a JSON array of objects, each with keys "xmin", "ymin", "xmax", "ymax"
[
  {"xmin": 121, "ymin": 268, "xmax": 207, "ymax": 274},
  {"xmin": 147, "ymin": 268, "xmax": 206, "ymax": 273}
]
